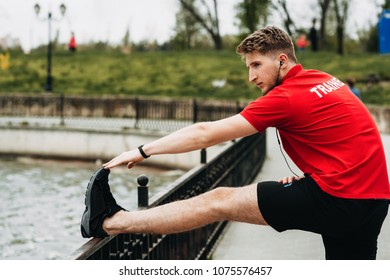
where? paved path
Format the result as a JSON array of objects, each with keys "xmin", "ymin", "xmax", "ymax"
[{"xmin": 213, "ymin": 129, "xmax": 390, "ymax": 260}]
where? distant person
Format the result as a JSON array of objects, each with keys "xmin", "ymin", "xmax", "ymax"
[
  {"xmin": 68, "ymin": 32, "xmax": 77, "ymax": 52},
  {"xmin": 80, "ymin": 26, "xmax": 390, "ymax": 260},
  {"xmin": 296, "ymin": 33, "xmax": 309, "ymax": 52},
  {"xmin": 309, "ymin": 19, "xmax": 318, "ymax": 52},
  {"xmin": 346, "ymin": 78, "xmax": 361, "ymax": 99}
]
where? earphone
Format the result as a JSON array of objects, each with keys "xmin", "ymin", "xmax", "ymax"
[{"xmin": 274, "ymin": 61, "xmax": 284, "ymax": 87}]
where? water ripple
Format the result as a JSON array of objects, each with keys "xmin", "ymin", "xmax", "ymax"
[{"xmin": 0, "ymin": 158, "xmax": 183, "ymax": 260}]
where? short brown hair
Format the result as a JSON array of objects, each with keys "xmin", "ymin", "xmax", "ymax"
[{"xmin": 236, "ymin": 26, "xmax": 297, "ymax": 63}]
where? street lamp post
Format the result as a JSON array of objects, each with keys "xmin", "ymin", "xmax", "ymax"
[{"xmin": 34, "ymin": 3, "xmax": 66, "ymax": 92}]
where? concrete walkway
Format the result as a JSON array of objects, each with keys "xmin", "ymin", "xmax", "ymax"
[{"xmin": 213, "ymin": 129, "xmax": 390, "ymax": 260}]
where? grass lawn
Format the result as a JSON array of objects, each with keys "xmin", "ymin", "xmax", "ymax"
[{"xmin": 0, "ymin": 48, "xmax": 389, "ymax": 104}]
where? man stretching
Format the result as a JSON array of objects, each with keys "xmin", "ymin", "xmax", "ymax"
[{"xmin": 81, "ymin": 26, "xmax": 390, "ymax": 260}]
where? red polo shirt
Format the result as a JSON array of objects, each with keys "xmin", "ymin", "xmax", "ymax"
[{"xmin": 241, "ymin": 64, "xmax": 390, "ymax": 199}]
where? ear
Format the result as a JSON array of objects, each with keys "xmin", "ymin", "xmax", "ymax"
[{"xmin": 277, "ymin": 53, "xmax": 288, "ymax": 68}]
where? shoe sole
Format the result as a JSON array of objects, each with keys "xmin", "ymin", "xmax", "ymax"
[{"xmin": 81, "ymin": 167, "xmax": 110, "ymax": 238}]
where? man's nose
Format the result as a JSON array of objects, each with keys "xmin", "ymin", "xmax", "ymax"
[{"xmin": 249, "ymin": 69, "xmax": 257, "ymax": 83}]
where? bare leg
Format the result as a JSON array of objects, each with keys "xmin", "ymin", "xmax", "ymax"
[{"xmin": 103, "ymin": 183, "xmax": 268, "ymax": 235}]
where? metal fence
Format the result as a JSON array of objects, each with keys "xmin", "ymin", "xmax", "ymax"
[
  {"xmin": 70, "ymin": 132, "xmax": 266, "ymax": 260},
  {"xmin": 0, "ymin": 95, "xmax": 247, "ymax": 132},
  {"xmin": 1, "ymin": 94, "xmax": 266, "ymax": 259}
]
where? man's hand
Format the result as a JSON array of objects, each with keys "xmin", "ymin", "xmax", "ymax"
[
  {"xmin": 278, "ymin": 176, "xmax": 301, "ymax": 185},
  {"xmin": 103, "ymin": 149, "xmax": 144, "ymax": 169},
  {"xmin": 102, "ymin": 114, "xmax": 257, "ymax": 170}
]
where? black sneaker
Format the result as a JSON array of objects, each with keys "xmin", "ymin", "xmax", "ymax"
[{"xmin": 80, "ymin": 167, "xmax": 125, "ymax": 238}]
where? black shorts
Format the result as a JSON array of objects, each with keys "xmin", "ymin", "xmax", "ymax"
[{"xmin": 257, "ymin": 175, "xmax": 389, "ymax": 260}]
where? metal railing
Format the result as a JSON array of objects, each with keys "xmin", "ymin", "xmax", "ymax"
[
  {"xmin": 70, "ymin": 132, "xmax": 266, "ymax": 260},
  {"xmin": 0, "ymin": 94, "xmax": 266, "ymax": 259},
  {"xmin": 0, "ymin": 95, "xmax": 247, "ymax": 132}
]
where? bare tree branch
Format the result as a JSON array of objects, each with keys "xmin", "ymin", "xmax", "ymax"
[
  {"xmin": 271, "ymin": 0, "xmax": 296, "ymax": 35},
  {"xmin": 179, "ymin": 0, "xmax": 222, "ymax": 49},
  {"xmin": 318, "ymin": 0, "xmax": 332, "ymax": 46},
  {"xmin": 333, "ymin": 0, "xmax": 349, "ymax": 55}
]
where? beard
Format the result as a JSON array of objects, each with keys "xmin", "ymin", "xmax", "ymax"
[{"xmin": 261, "ymin": 69, "xmax": 281, "ymax": 96}]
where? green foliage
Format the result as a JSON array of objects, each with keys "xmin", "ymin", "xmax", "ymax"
[
  {"xmin": 361, "ymin": 83, "xmax": 390, "ymax": 105},
  {"xmin": 171, "ymin": 0, "xmax": 201, "ymax": 50},
  {"xmin": 235, "ymin": 0, "xmax": 270, "ymax": 35},
  {"xmin": 0, "ymin": 48, "xmax": 389, "ymax": 105},
  {"xmin": 358, "ymin": 25, "xmax": 379, "ymax": 53}
]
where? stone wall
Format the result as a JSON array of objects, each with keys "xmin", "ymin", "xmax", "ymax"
[
  {"xmin": 367, "ymin": 105, "xmax": 390, "ymax": 134},
  {"xmin": 0, "ymin": 126, "xmax": 228, "ymax": 170}
]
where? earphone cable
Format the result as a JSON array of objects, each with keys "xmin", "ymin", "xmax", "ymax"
[{"xmin": 275, "ymin": 128, "xmax": 300, "ymax": 177}]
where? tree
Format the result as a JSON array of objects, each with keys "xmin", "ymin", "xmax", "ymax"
[
  {"xmin": 360, "ymin": 0, "xmax": 390, "ymax": 53},
  {"xmin": 271, "ymin": 0, "xmax": 296, "ymax": 36},
  {"xmin": 333, "ymin": 0, "xmax": 349, "ymax": 55},
  {"xmin": 178, "ymin": 0, "xmax": 223, "ymax": 50},
  {"xmin": 121, "ymin": 26, "xmax": 132, "ymax": 53},
  {"xmin": 381, "ymin": 0, "xmax": 390, "ymax": 11},
  {"xmin": 358, "ymin": 25, "xmax": 378, "ymax": 53},
  {"xmin": 122, "ymin": 26, "xmax": 131, "ymax": 47},
  {"xmin": 235, "ymin": 0, "xmax": 270, "ymax": 36},
  {"xmin": 172, "ymin": 0, "xmax": 202, "ymax": 49},
  {"xmin": 317, "ymin": 0, "xmax": 332, "ymax": 48}
]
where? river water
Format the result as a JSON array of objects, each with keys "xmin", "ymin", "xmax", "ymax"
[{"xmin": 0, "ymin": 157, "xmax": 183, "ymax": 260}]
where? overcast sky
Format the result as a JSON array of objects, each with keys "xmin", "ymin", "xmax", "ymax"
[{"xmin": 0, "ymin": 0, "xmax": 385, "ymax": 52}]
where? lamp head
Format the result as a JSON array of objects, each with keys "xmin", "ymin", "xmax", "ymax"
[
  {"xmin": 59, "ymin": 3, "xmax": 66, "ymax": 16},
  {"xmin": 34, "ymin": 3, "xmax": 41, "ymax": 15}
]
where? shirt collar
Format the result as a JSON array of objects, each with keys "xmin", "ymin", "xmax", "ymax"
[{"xmin": 282, "ymin": 64, "xmax": 303, "ymax": 83}]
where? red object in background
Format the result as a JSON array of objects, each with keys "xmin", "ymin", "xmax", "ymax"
[{"xmin": 68, "ymin": 33, "xmax": 77, "ymax": 52}]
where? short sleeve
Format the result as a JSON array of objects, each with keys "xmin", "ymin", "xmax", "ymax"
[{"xmin": 240, "ymin": 91, "xmax": 291, "ymax": 132}]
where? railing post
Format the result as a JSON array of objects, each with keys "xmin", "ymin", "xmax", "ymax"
[
  {"xmin": 200, "ymin": 148, "xmax": 207, "ymax": 164},
  {"xmin": 135, "ymin": 97, "xmax": 140, "ymax": 129},
  {"xmin": 236, "ymin": 100, "xmax": 241, "ymax": 113},
  {"xmin": 59, "ymin": 93, "xmax": 65, "ymax": 126},
  {"xmin": 137, "ymin": 175, "xmax": 149, "ymax": 208},
  {"xmin": 192, "ymin": 98, "xmax": 198, "ymax": 123}
]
